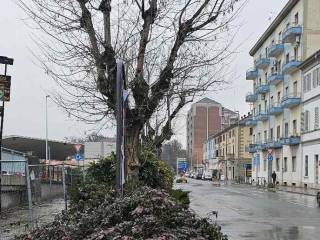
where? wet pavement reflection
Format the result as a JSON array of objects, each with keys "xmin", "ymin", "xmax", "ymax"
[{"xmin": 178, "ymin": 179, "xmax": 320, "ymax": 240}]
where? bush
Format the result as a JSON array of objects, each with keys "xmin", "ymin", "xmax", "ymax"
[
  {"xmin": 170, "ymin": 189, "xmax": 190, "ymax": 208},
  {"xmin": 138, "ymin": 150, "xmax": 174, "ymax": 191},
  {"xmin": 16, "ymin": 187, "xmax": 227, "ymax": 240}
]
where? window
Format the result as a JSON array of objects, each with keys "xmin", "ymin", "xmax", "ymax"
[
  {"xmin": 292, "ymin": 156, "xmax": 296, "ymax": 172},
  {"xmin": 315, "ymin": 107, "xmax": 319, "ymax": 129},
  {"xmin": 318, "ymin": 68, "xmax": 320, "ymax": 86},
  {"xmin": 284, "ymin": 157, "xmax": 287, "ymax": 172},
  {"xmin": 250, "ymin": 128, "xmax": 253, "ymax": 136},
  {"xmin": 264, "ymin": 158, "xmax": 267, "ymax": 171},
  {"xmin": 264, "ymin": 130, "xmax": 267, "ymax": 143},
  {"xmin": 285, "ymin": 86, "xmax": 289, "ymax": 96},
  {"xmin": 305, "ymin": 156, "xmax": 309, "ymax": 177},
  {"xmin": 313, "ymin": 69, "xmax": 318, "ymax": 88},
  {"xmin": 271, "ymin": 96, "xmax": 274, "ymax": 105},
  {"xmin": 278, "ymin": 32, "xmax": 282, "ymax": 42},
  {"xmin": 308, "ymin": 75, "xmax": 312, "ymax": 91},
  {"xmin": 270, "ymin": 128, "xmax": 274, "ymax": 141},
  {"xmin": 293, "ymin": 120, "xmax": 297, "ymax": 135},
  {"xmin": 276, "ymin": 158, "xmax": 280, "ymax": 172},
  {"xmin": 286, "ymin": 53, "xmax": 289, "ymax": 63},
  {"xmin": 277, "ymin": 91, "xmax": 281, "ymax": 102},
  {"xmin": 265, "ymin": 47, "xmax": 268, "ymax": 58},
  {"xmin": 304, "ymin": 73, "xmax": 312, "ymax": 92},
  {"xmin": 284, "ymin": 123, "xmax": 289, "ymax": 138},
  {"xmin": 295, "ymin": 12, "xmax": 299, "ymax": 24},
  {"xmin": 265, "ymin": 72, "xmax": 268, "ymax": 81},
  {"xmin": 305, "ymin": 110, "xmax": 310, "ymax": 131},
  {"xmin": 277, "ymin": 126, "xmax": 281, "ymax": 139},
  {"xmin": 294, "ymin": 47, "xmax": 298, "ymax": 60},
  {"xmin": 293, "ymin": 81, "xmax": 297, "ymax": 95}
]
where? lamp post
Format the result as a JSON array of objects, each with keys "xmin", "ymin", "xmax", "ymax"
[{"xmin": 45, "ymin": 95, "xmax": 52, "ymax": 187}]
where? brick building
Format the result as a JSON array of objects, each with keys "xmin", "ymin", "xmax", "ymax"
[{"xmin": 186, "ymin": 98, "xmax": 237, "ymax": 170}]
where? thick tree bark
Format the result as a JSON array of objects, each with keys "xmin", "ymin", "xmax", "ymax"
[{"xmin": 125, "ymin": 124, "xmax": 142, "ymax": 180}]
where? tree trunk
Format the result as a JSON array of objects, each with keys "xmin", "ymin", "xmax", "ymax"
[{"xmin": 125, "ymin": 125, "xmax": 141, "ymax": 181}]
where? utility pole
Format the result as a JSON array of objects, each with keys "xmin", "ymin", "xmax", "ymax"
[
  {"xmin": 45, "ymin": 95, "xmax": 52, "ymax": 188},
  {"xmin": 0, "ymin": 56, "xmax": 14, "ymax": 213},
  {"xmin": 116, "ymin": 59, "xmax": 127, "ymax": 197}
]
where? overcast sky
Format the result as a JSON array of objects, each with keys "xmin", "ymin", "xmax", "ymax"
[{"xmin": 0, "ymin": 0, "xmax": 288, "ymax": 146}]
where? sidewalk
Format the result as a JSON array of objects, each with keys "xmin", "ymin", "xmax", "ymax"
[{"xmin": 276, "ymin": 185, "xmax": 319, "ymax": 196}]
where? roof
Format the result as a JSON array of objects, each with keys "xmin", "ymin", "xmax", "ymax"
[
  {"xmin": 195, "ymin": 97, "xmax": 221, "ymax": 105},
  {"xmin": 2, "ymin": 135, "xmax": 83, "ymax": 160},
  {"xmin": 249, "ymin": 0, "xmax": 300, "ymax": 56},
  {"xmin": 299, "ymin": 50, "xmax": 320, "ymax": 71}
]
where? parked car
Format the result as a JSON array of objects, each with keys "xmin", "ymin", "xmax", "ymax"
[
  {"xmin": 196, "ymin": 172, "xmax": 203, "ymax": 179},
  {"xmin": 202, "ymin": 171, "xmax": 213, "ymax": 181}
]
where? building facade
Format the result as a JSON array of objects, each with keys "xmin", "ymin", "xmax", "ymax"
[
  {"xmin": 245, "ymin": 0, "xmax": 320, "ymax": 187},
  {"xmin": 84, "ymin": 138, "xmax": 116, "ymax": 164},
  {"xmin": 300, "ymin": 50, "xmax": 320, "ymax": 188},
  {"xmin": 205, "ymin": 117, "xmax": 252, "ymax": 182},
  {"xmin": 186, "ymin": 98, "xmax": 237, "ymax": 170}
]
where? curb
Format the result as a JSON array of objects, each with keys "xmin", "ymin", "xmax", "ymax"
[{"xmin": 276, "ymin": 188, "xmax": 317, "ymax": 197}]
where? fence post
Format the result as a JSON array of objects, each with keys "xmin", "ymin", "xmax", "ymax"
[
  {"xmin": 25, "ymin": 160, "xmax": 33, "ymax": 229},
  {"xmin": 62, "ymin": 163, "xmax": 67, "ymax": 211}
]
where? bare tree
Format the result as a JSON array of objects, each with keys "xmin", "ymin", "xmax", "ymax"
[{"xmin": 19, "ymin": 0, "xmax": 245, "ymax": 178}]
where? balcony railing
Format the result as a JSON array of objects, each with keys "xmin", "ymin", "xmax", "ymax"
[
  {"xmin": 255, "ymin": 111, "xmax": 269, "ymax": 122},
  {"xmin": 281, "ymin": 93, "xmax": 301, "ymax": 108},
  {"xmin": 268, "ymin": 72, "xmax": 284, "ymax": 85},
  {"xmin": 246, "ymin": 144, "xmax": 257, "ymax": 153},
  {"xmin": 282, "ymin": 58, "xmax": 302, "ymax": 74},
  {"xmin": 255, "ymin": 141, "xmax": 268, "ymax": 151},
  {"xmin": 246, "ymin": 68, "xmax": 258, "ymax": 80},
  {"xmin": 255, "ymin": 58, "xmax": 271, "ymax": 69},
  {"xmin": 267, "ymin": 138, "xmax": 283, "ymax": 149},
  {"xmin": 245, "ymin": 117, "xmax": 257, "ymax": 126},
  {"xmin": 245, "ymin": 92, "xmax": 258, "ymax": 102},
  {"xmin": 255, "ymin": 84, "xmax": 270, "ymax": 94},
  {"xmin": 268, "ymin": 43, "xmax": 285, "ymax": 58},
  {"xmin": 281, "ymin": 135, "xmax": 301, "ymax": 145},
  {"xmin": 282, "ymin": 23, "xmax": 302, "ymax": 43},
  {"xmin": 268, "ymin": 103, "xmax": 284, "ymax": 116}
]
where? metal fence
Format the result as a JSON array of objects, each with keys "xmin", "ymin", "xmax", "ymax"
[{"xmin": 0, "ymin": 160, "xmax": 85, "ymax": 239}]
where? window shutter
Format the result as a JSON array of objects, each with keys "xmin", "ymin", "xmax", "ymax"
[
  {"xmin": 303, "ymin": 76, "xmax": 307, "ymax": 92},
  {"xmin": 315, "ymin": 107, "xmax": 319, "ymax": 129},
  {"xmin": 305, "ymin": 110, "xmax": 309, "ymax": 131},
  {"xmin": 300, "ymin": 111, "xmax": 305, "ymax": 133},
  {"xmin": 317, "ymin": 68, "xmax": 320, "ymax": 86}
]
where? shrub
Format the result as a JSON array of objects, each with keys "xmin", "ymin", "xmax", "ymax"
[
  {"xmin": 170, "ymin": 189, "xmax": 190, "ymax": 208},
  {"xmin": 16, "ymin": 187, "xmax": 227, "ymax": 240},
  {"xmin": 138, "ymin": 150, "xmax": 174, "ymax": 190}
]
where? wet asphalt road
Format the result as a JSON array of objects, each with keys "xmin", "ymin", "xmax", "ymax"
[{"xmin": 178, "ymin": 179, "xmax": 320, "ymax": 240}]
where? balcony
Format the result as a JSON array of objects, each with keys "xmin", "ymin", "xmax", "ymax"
[
  {"xmin": 282, "ymin": 24, "xmax": 302, "ymax": 43},
  {"xmin": 268, "ymin": 72, "xmax": 284, "ymax": 85},
  {"xmin": 255, "ymin": 84, "xmax": 270, "ymax": 94},
  {"xmin": 255, "ymin": 58, "xmax": 271, "ymax": 69},
  {"xmin": 267, "ymin": 139, "xmax": 283, "ymax": 149},
  {"xmin": 281, "ymin": 93, "xmax": 301, "ymax": 108},
  {"xmin": 256, "ymin": 141, "xmax": 268, "ymax": 151},
  {"xmin": 246, "ymin": 144, "xmax": 257, "ymax": 153},
  {"xmin": 281, "ymin": 136, "xmax": 301, "ymax": 145},
  {"xmin": 246, "ymin": 68, "xmax": 258, "ymax": 80},
  {"xmin": 255, "ymin": 111, "xmax": 269, "ymax": 122},
  {"xmin": 282, "ymin": 58, "xmax": 302, "ymax": 74},
  {"xmin": 268, "ymin": 103, "xmax": 283, "ymax": 116},
  {"xmin": 268, "ymin": 43, "xmax": 285, "ymax": 58},
  {"xmin": 245, "ymin": 92, "xmax": 258, "ymax": 102},
  {"xmin": 245, "ymin": 117, "xmax": 257, "ymax": 126}
]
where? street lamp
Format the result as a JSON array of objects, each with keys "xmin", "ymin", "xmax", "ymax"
[{"xmin": 45, "ymin": 95, "xmax": 52, "ymax": 186}]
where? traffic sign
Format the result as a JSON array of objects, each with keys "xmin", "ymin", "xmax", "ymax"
[
  {"xmin": 267, "ymin": 154, "xmax": 273, "ymax": 162},
  {"xmin": 74, "ymin": 144, "xmax": 82, "ymax": 152},
  {"xmin": 75, "ymin": 153, "xmax": 82, "ymax": 161}
]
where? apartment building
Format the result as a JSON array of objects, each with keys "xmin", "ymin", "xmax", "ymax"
[
  {"xmin": 203, "ymin": 136, "xmax": 217, "ymax": 171},
  {"xmin": 186, "ymin": 98, "xmax": 237, "ymax": 170},
  {"xmin": 245, "ymin": 0, "xmax": 320, "ymax": 186},
  {"xmin": 207, "ymin": 118, "xmax": 252, "ymax": 182},
  {"xmin": 299, "ymin": 50, "xmax": 320, "ymax": 188}
]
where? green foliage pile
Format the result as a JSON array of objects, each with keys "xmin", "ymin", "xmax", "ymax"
[
  {"xmin": 170, "ymin": 189, "xmax": 190, "ymax": 208},
  {"xmin": 16, "ymin": 187, "xmax": 227, "ymax": 240}
]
